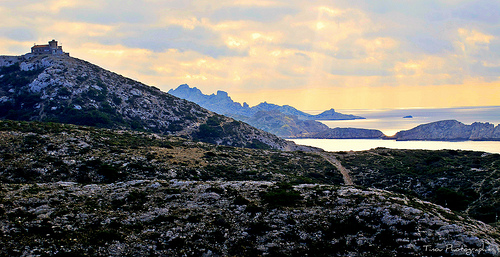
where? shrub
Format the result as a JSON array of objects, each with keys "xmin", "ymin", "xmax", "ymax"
[{"xmin": 262, "ymin": 183, "xmax": 303, "ymax": 207}]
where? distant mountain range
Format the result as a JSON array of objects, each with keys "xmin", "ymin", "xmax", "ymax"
[
  {"xmin": 168, "ymin": 84, "xmax": 365, "ymax": 120},
  {"xmin": 168, "ymin": 84, "xmax": 381, "ymax": 139},
  {"xmin": 0, "ymin": 55, "xmax": 311, "ymax": 151}
]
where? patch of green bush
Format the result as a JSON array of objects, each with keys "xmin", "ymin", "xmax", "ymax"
[{"xmin": 261, "ymin": 183, "xmax": 303, "ymax": 207}]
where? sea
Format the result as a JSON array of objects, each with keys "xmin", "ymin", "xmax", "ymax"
[{"xmin": 291, "ymin": 106, "xmax": 500, "ymax": 154}]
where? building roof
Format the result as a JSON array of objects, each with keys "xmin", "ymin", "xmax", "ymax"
[{"xmin": 32, "ymin": 44, "xmax": 50, "ymax": 49}]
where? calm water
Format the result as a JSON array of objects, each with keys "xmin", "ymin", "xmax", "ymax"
[
  {"xmin": 294, "ymin": 106, "xmax": 500, "ymax": 154},
  {"xmin": 291, "ymin": 138, "xmax": 500, "ymax": 154}
]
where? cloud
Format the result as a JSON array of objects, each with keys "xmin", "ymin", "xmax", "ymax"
[
  {"xmin": 453, "ymin": 1, "xmax": 500, "ymax": 23},
  {"xmin": 58, "ymin": 5, "xmax": 152, "ymax": 24},
  {"xmin": 2, "ymin": 0, "xmax": 500, "ymax": 109},
  {"xmin": 98, "ymin": 25, "xmax": 246, "ymax": 58},
  {"xmin": 210, "ymin": 6, "xmax": 299, "ymax": 22},
  {"xmin": 2, "ymin": 28, "xmax": 37, "ymax": 41}
]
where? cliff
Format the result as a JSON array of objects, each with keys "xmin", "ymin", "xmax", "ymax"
[{"xmin": 390, "ymin": 120, "xmax": 500, "ymax": 141}]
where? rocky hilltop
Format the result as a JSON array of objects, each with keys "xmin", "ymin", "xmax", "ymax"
[
  {"xmin": 0, "ymin": 120, "xmax": 499, "ymax": 256},
  {"xmin": 390, "ymin": 120, "xmax": 500, "ymax": 141},
  {"xmin": 0, "ymin": 55, "xmax": 304, "ymax": 151}
]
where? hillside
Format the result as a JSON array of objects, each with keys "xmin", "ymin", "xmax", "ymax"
[
  {"xmin": 0, "ymin": 120, "xmax": 499, "ymax": 256},
  {"xmin": 2, "ymin": 180, "xmax": 499, "ymax": 256},
  {"xmin": 0, "ymin": 120, "xmax": 336, "ymax": 184},
  {"xmin": 0, "ymin": 55, "xmax": 304, "ymax": 151}
]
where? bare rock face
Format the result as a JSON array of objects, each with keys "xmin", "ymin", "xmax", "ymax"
[
  {"xmin": 0, "ymin": 55, "xmax": 304, "ymax": 151},
  {"xmin": 391, "ymin": 120, "xmax": 500, "ymax": 141}
]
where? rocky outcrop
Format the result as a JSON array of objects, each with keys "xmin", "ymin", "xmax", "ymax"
[
  {"xmin": 0, "ymin": 55, "xmax": 304, "ymax": 151},
  {"xmin": 390, "ymin": 120, "xmax": 500, "ymax": 141},
  {"xmin": 335, "ymin": 147, "xmax": 500, "ymax": 224},
  {"xmin": 167, "ymin": 84, "xmax": 249, "ymax": 117}
]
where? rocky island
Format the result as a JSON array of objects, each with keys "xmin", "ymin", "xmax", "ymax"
[{"xmin": 389, "ymin": 120, "xmax": 500, "ymax": 141}]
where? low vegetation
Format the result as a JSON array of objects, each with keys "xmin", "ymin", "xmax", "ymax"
[
  {"xmin": 335, "ymin": 148, "xmax": 500, "ymax": 224},
  {"xmin": 0, "ymin": 120, "xmax": 343, "ymax": 185}
]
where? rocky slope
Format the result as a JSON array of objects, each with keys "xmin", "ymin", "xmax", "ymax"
[
  {"xmin": 1, "ymin": 180, "xmax": 499, "ymax": 256},
  {"xmin": 390, "ymin": 120, "xmax": 500, "ymax": 141},
  {"xmin": 168, "ymin": 84, "xmax": 365, "ymax": 120},
  {"xmin": 0, "ymin": 55, "xmax": 304, "ymax": 151}
]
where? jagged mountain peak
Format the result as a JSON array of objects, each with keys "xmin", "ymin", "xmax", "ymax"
[
  {"xmin": 168, "ymin": 84, "xmax": 365, "ymax": 120},
  {"xmin": 0, "ymin": 54, "xmax": 304, "ymax": 151}
]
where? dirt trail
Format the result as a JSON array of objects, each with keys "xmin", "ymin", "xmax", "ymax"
[{"xmin": 319, "ymin": 152, "xmax": 354, "ymax": 186}]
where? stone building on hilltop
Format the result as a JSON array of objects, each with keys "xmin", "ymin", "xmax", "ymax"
[{"xmin": 31, "ymin": 39, "xmax": 69, "ymax": 56}]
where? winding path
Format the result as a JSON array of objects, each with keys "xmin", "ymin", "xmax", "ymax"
[{"xmin": 319, "ymin": 152, "xmax": 354, "ymax": 186}]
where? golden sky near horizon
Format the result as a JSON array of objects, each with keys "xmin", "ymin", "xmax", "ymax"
[{"xmin": 1, "ymin": 0, "xmax": 500, "ymax": 109}]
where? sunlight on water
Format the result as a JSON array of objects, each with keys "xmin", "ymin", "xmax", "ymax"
[
  {"xmin": 291, "ymin": 139, "xmax": 500, "ymax": 154},
  {"xmin": 315, "ymin": 106, "xmax": 500, "ymax": 137},
  {"xmin": 296, "ymin": 107, "xmax": 500, "ymax": 153}
]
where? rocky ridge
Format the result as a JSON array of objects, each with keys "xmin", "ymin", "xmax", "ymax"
[{"xmin": 0, "ymin": 55, "xmax": 304, "ymax": 151}]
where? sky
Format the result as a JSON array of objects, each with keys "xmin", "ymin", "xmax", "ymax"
[{"xmin": 1, "ymin": 0, "xmax": 500, "ymax": 110}]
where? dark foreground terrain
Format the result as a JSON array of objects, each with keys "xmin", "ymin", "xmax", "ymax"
[{"xmin": 0, "ymin": 120, "xmax": 499, "ymax": 256}]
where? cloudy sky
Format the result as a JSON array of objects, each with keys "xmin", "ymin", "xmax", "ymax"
[{"xmin": 2, "ymin": 0, "xmax": 500, "ymax": 110}]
